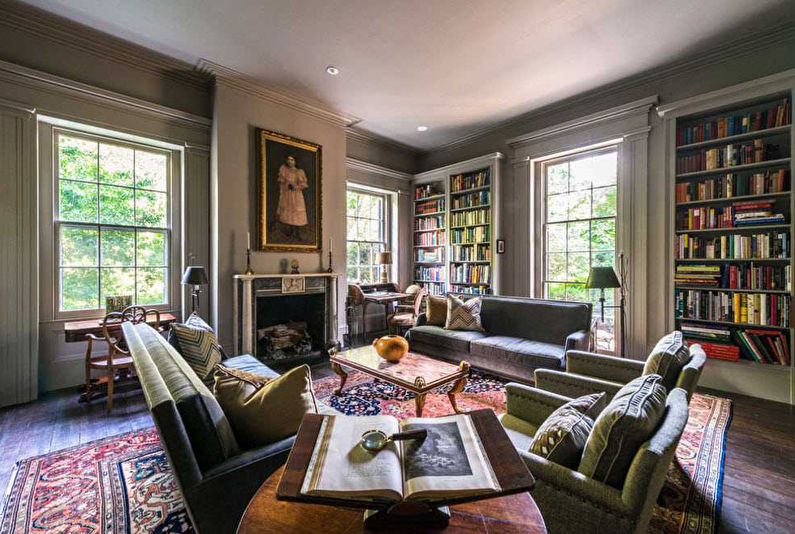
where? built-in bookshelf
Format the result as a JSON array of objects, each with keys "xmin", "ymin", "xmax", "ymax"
[
  {"xmin": 663, "ymin": 81, "xmax": 794, "ymax": 403},
  {"xmin": 411, "ymin": 153, "xmax": 503, "ymax": 297}
]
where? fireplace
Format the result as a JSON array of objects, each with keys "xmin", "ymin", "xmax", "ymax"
[{"xmin": 233, "ymin": 273, "xmax": 340, "ymax": 366}]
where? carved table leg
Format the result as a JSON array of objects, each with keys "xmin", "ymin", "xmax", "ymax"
[
  {"xmin": 448, "ymin": 361, "xmax": 471, "ymax": 414},
  {"xmin": 415, "ymin": 393, "xmax": 426, "ymax": 417},
  {"xmin": 332, "ymin": 362, "xmax": 348, "ymax": 395}
]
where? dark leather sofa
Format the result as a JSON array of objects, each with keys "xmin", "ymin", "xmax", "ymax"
[{"xmin": 406, "ymin": 296, "xmax": 592, "ymax": 382}]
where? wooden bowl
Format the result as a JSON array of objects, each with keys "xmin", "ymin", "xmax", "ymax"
[{"xmin": 372, "ymin": 335, "xmax": 409, "ymax": 363}]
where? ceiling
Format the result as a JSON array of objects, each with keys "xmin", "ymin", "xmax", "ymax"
[{"xmin": 19, "ymin": 0, "xmax": 795, "ymax": 151}]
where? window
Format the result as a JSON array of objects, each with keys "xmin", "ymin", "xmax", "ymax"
[
  {"xmin": 56, "ymin": 131, "xmax": 171, "ymax": 312},
  {"xmin": 346, "ymin": 188, "xmax": 388, "ymax": 284},
  {"xmin": 542, "ymin": 146, "xmax": 618, "ymax": 351}
]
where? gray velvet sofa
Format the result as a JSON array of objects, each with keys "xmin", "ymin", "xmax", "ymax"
[
  {"xmin": 123, "ymin": 322, "xmax": 293, "ymax": 534},
  {"xmin": 406, "ymin": 296, "xmax": 592, "ymax": 382}
]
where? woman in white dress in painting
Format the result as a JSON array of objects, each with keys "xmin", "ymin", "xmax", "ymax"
[{"xmin": 276, "ymin": 155, "xmax": 308, "ymax": 235}]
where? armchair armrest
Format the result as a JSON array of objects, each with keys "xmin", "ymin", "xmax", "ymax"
[
  {"xmin": 565, "ymin": 329, "xmax": 590, "ymax": 353},
  {"xmin": 566, "ymin": 350, "xmax": 644, "ymax": 383},
  {"xmin": 505, "ymin": 382, "xmax": 571, "ymax": 426},
  {"xmin": 534, "ymin": 369, "xmax": 621, "ymax": 411}
]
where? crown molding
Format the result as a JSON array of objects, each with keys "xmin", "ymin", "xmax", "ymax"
[
  {"xmin": 0, "ymin": 0, "xmax": 211, "ymax": 90},
  {"xmin": 414, "ymin": 152, "xmax": 504, "ymax": 179},
  {"xmin": 345, "ymin": 127, "xmax": 425, "ymax": 156},
  {"xmin": 345, "ymin": 157, "xmax": 413, "ymax": 181},
  {"xmin": 429, "ymin": 21, "xmax": 795, "ymax": 156},
  {"xmin": 506, "ymin": 95, "xmax": 657, "ymax": 147},
  {"xmin": 198, "ymin": 59, "xmax": 361, "ymax": 128},
  {"xmin": 0, "ymin": 59, "xmax": 212, "ymax": 131}
]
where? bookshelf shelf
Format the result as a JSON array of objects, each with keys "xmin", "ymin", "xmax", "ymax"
[
  {"xmin": 414, "ymin": 194, "xmax": 445, "ymax": 202},
  {"xmin": 675, "ymin": 285, "xmax": 790, "ymax": 294},
  {"xmin": 676, "ymin": 191, "xmax": 791, "ymax": 207},
  {"xmin": 675, "ymin": 157, "xmax": 791, "ymax": 179},
  {"xmin": 676, "ymin": 124, "xmax": 791, "ymax": 151},
  {"xmin": 674, "ymin": 316, "xmax": 789, "ymax": 331},
  {"xmin": 450, "ymin": 184, "xmax": 491, "ymax": 195},
  {"xmin": 675, "ymin": 223, "xmax": 789, "ymax": 234},
  {"xmin": 415, "ymin": 211, "xmax": 444, "ymax": 218},
  {"xmin": 675, "ymin": 258, "xmax": 790, "ymax": 262}
]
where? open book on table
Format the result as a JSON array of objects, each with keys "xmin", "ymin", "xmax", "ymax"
[{"xmin": 300, "ymin": 413, "xmax": 500, "ymax": 503}]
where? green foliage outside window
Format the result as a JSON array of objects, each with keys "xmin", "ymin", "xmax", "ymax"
[{"xmin": 346, "ymin": 190, "xmax": 386, "ymax": 284}]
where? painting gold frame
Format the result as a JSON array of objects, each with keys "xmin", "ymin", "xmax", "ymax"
[{"xmin": 257, "ymin": 128, "xmax": 322, "ymax": 252}]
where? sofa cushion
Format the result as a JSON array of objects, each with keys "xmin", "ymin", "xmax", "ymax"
[
  {"xmin": 480, "ymin": 297, "xmax": 591, "ymax": 345},
  {"xmin": 529, "ymin": 393, "xmax": 603, "ymax": 469},
  {"xmin": 407, "ymin": 325, "xmax": 487, "ymax": 353},
  {"xmin": 579, "ymin": 374, "xmax": 668, "ymax": 488},
  {"xmin": 644, "ymin": 331, "xmax": 691, "ymax": 391},
  {"xmin": 222, "ymin": 354, "xmax": 280, "ymax": 379},
  {"xmin": 445, "ymin": 294, "xmax": 485, "ymax": 332},
  {"xmin": 425, "ymin": 295, "xmax": 447, "ymax": 326},
  {"xmin": 470, "ymin": 336, "xmax": 566, "ymax": 370}
]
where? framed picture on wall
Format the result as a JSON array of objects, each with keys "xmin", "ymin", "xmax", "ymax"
[{"xmin": 256, "ymin": 128, "xmax": 322, "ymax": 251}]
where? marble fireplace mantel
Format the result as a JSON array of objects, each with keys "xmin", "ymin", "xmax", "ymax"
[{"xmin": 232, "ymin": 273, "xmax": 341, "ymax": 357}]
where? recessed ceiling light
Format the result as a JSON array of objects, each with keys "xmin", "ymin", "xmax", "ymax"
[
  {"xmin": 417, "ymin": 126, "xmax": 428, "ymax": 132},
  {"xmin": 325, "ymin": 66, "xmax": 339, "ymax": 76}
]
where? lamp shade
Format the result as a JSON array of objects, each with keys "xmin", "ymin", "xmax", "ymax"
[
  {"xmin": 585, "ymin": 266, "xmax": 620, "ymax": 289},
  {"xmin": 182, "ymin": 266, "xmax": 209, "ymax": 285},
  {"xmin": 376, "ymin": 251, "xmax": 393, "ymax": 265}
]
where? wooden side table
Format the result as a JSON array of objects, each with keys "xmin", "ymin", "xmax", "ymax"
[{"xmin": 237, "ymin": 465, "xmax": 547, "ymax": 534}]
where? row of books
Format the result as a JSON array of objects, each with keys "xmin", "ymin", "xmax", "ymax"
[
  {"xmin": 677, "ymin": 201, "xmax": 786, "ymax": 230},
  {"xmin": 674, "ymin": 169, "xmax": 790, "ymax": 202},
  {"xmin": 451, "ymin": 243, "xmax": 491, "ymax": 262},
  {"xmin": 450, "ymin": 168, "xmax": 490, "ymax": 193},
  {"xmin": 415, "ymin": 248, "xmax": 443, "ymax": 263},
  {"xmin": 675, "ymin": 231, "xmax": 790, "ymax": 259},
  {"xmin": 450, "ymin": 208, "xmax": 490, "ymax": 227},
  {"xmin": 451, "ymin": 191, "xmax": 490, "ymax": 210},
  {"xmin": 674, "ymin": 289, "xmax": 790, "ymax": 327},
  {"xmin": 415, "ymin": 215, "xmax": 444, "ymax": 231},
  {"xmin": 681, "ymin": 323, "xmax": 790, "ymax": 365},
  {"xmin": 450, "ymin": 264, "xmax": 491, "ymax": 285},
  {"xmin": 676, "ymin": 99, "xmax": 790, "ymax": 146},
  {"xmin": 415, "ymin": 266, "xmax": 445, "ymax": 282},
  {"xmin": 675, "ymin": 263, "xmax": 790, "ymax": 291},
  {"xmin": 416, "ymin": 198, "xmax": 444, "ymax": 215},
  {"xmin": 420, "ymin": 281, "xmax": 445, "ymax": 296},
  {"xmin": 450, "ymin": 284, "xmax": 490, "ymax": 296},
  {"xmin": 415, "ymin": 231, "xmax": 446, "ymax": 246},
  {"xmin": 450, "ymin": 226, "xmax": 490, "ymax": 245},
  {"xmin": 676, "ymin": 140, "xmax": 775, "ymax": 174},
  {"xmin": 414, "ymin": 184, "xmax": 443, "ymax": 200}
]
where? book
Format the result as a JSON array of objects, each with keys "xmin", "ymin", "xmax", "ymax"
[{"xmin": 300, "ymin": 414, "xmax": 499, "ymax": 503}]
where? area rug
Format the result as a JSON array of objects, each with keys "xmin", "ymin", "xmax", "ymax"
[{"xmin": 1, "ymin": 370, "xmax": 731, "ymax": 534}]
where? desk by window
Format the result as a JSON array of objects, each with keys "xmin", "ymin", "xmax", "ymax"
[{"xmin": 64, "ymin": 313, "xmax": 177, "ymax": 343}]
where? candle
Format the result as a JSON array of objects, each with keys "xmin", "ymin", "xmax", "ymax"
[
  {"xmin": 329, "ymin": 237, "xmax": 333, "ymax": 253},
  {"xmin": 247, "ymin": 232, "xmax": 251, "ymax": 250}
]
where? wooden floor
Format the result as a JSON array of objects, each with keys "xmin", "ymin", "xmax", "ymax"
[{"xmin": 0, "ymin": 377, "xmax": 792, "ymax": 533}]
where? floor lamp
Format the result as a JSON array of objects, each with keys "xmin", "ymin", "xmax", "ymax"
[{"xmin": 585, "ymin": 258, "xmax": 627, "ymax": 357}]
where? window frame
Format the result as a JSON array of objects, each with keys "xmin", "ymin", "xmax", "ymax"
[
  {"xmin": 47, "ymin": 126, "xmax": 182, "ymax": 320},
  {"xmin": 345, "ymin": 186, "xmax": 392, "ymax": 285}
]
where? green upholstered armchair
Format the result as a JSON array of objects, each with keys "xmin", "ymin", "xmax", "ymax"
[
  {"xmin": 535, "ymin": 343, "xmax": 707, "ymax": 403},
  {"xmin": 500, "ymin": 383, "xmax": 690, "ymax": 534}
]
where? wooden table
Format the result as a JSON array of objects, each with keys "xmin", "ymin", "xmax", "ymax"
[
  {"xmin": 237, "ymin": 466, "xmax": 546, "ymax": 534},
  {"xmin": 329, "ymin": 345, "xmax": 470, "ymax": 417},
  {"xmin": 63, "ymin": 313, "xmax": 176, "ymax": 342},
  {"xmin": 362, "ymin": 291, "xmax": 409, "ymax": 340}
]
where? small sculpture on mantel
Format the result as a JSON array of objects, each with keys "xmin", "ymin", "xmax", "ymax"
[
  {"xmin": 245, "ymin": 232, "xmax": 254, "ymax": 275},
  {"xmin": 290, "ymin": 259, "xmax": 300, "ymax": 274}
]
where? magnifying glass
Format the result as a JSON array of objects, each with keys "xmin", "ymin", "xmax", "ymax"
[{"xmin": 360, "ymin": 428, "xmax": 427, "ymax": 453}]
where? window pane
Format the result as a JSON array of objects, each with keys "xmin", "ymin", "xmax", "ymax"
[
  {"xmin": 346, "ymin": 266, "xmax": 357, "ymax": 281},
  {"xmin": 567, "ymin": 190, "xmax": 591, "ymax": 220},
  {"xmin": 99, "ymin": 143, "xmax": 134, "ymax": 186},
  {"xmin": 566, "ymin": 282, "xmax": 587, "ymax": 302},
  {"xmin": 592, "ymin": 186, "xmax": 617, "ymax": 218},
  {"xmin": 569, "ymin": 156, "xmax": 593, "ymax": 191},
  {"xmin": 591, "ymin": 219, "xmax": 615, "ymax": 251},
  {"xmin": 593, "ymin": 251, "xmax": 616, "ymax": 268},
  {"xmin": 100, "ymin": 267, "xmax": 135, "ymax": 305},
  {"xmin": 546, "ymin": 223, "xmax": 566, "ymax": 252},
  {"xmin": 546, "ymin": 282, "xmax": 566, "ymax": 300},
  {"xmin": 547, "ymin": 253, "xmax": 566, "ymax": 281},
  {"xmin": 359, "ymin": 267, "xmax": 372, "ymax": 283},
  {"xmin": 347, "ymin": 217, "xmax": 356, "ymax": 239},
  {"xmin": 136, "ymin": 190, "xmax": 167, "ymax": 227},
  {"xmin": 100, "ymin": 184, "xmax": 134, "ymax": 225},
  {"xmin": 370, "ymin": 197, "xmax": 382, "ymax": 220},
  {"xmin": 347, "ymin": 192, "xmax": 358, "ymax": 216},
  {"xmin": 592, "ymin": 151, "xmax": 617, "ymax": 187},
  {"xmin": 546, "ymin": 163, "xmax": 568, "ymax": 194},
  {"xmin": 367, "ymin": 219, "xmax": 381, "ymax": 241},
  {"xmin": 59, "ymin": 180, "xmax": 98, "ymax": 223},
  {"xmin": 59, "ymin": 136, "xmax": 97, "ymax": 182},
  {"xmin": 346, "ymin": 242, "xmax": 358, "ymax": 267},
  {"xmin": 60, "ymin": 226, "xmax": 98, "ymax": 266},
  {"xmin": 138, "ymin": 230, "xmax": 167, "ymax": 266},
  {"xmin": 135, "ymin": 150, "xmax": 167, "ymax": 191},
  {"xmin": 137, "ymin": 267, "xmax": 167, "ymax": 305},
  {"xmin": 567, "ymin": 252, "xmax": 589, "ymax": 281},
  {"xmin": 546, "ymin": 194, "xmax": 567, "ymax": 222},
  {"xmin": 567, "ymin": 221, "xmax": 590, "ymax": 252},
  {"xmin": 357, "ymin": 194, "xmax": 371, "ymax": 217},
  {"xmin": 101, "ymin": 229, "xmax": 135, "ymax": 266},
  {"xmin": 61, "ymin": 268, "xmax": 98, "ymax": 311}
]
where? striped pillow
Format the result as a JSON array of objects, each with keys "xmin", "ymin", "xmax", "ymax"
[
  {"xmin": 445, "ymin": 294, "xmax": 485, "ymax": 332},
  {"xmin": 171, "ymin": 321, "xmax": 223, "ymax": 380}
]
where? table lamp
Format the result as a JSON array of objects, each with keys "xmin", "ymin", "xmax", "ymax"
[
  {"xmin": 182, "ymin": 266, "xmax": 209, "ymax": 315},
  {"xmin": 585, "ymin": 265, "xmax": 626, "ymax": 357},
  {"xmin": 376, "ymin": 251, "xmax": 393, "ymax": 284}
]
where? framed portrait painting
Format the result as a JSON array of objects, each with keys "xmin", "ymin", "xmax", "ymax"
[{"xmin": 256, "ymin": 128, "xmax": 322, "ymax": 251}]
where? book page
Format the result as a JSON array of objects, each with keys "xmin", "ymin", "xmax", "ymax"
[
  {"xmin": 400, "ymin": 414, "xmax": 500, "ymax": 501},
  {"xmin": 302, "ymin": 415, "xmax": 404, "ymax": 502}
]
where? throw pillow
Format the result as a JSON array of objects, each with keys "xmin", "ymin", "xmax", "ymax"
[
  {"xmin": 213, "ymin": 364, "xmax": 318, "ymax": 448},
  {"xmin": 425, "ymin": 295, "xmax": 447, "ymax": 326},
  {"xmin": 168, "ymin": 312, "xmax": 214, "ymax": 354},
  {"xmin": 445, "ymin": 294, "xmax": 485, "ymax": 332},
  {"xmin": 170, "ymin": 320, "xmax": 223, "ymax": 380},
  {"xmin": 643, "ymin": 331, "xmax": 691, "ymax": 391},
  {"xmin": 578, "ymin": 374, "xmax": 667, "ymax": 488},
  {"xmin": 529, "ymin": 392, "xmax": 604, "ymax": 468}
]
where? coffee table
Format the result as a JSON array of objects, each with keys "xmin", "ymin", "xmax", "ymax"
[{"xmin": 328, "ymin": 345, "xmax": 470, "ymax": 417}]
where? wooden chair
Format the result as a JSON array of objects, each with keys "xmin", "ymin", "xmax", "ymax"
[
  {"xmin": 85, "ymin": 306, "xmax": 161, "ymax": 412},
  {"xmin": 345, "ymin": 284, "xmax": 365, "ymax": 342},
  {"xmin": 395, "ymin": 284, "xmax": 422, "ymax": 313},
  {"xmin": 388, "ymin": 288, "xmax": 426, "ymax": 335}
]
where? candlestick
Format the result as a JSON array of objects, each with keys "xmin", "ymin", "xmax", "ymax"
[
  {"xmin": 326, "ymin": 248, "xmax": 333, "ymax": 273},
  {"xmin": 247, "ymin": 232, "xmax": 251, "ymax": 250},
  {"xmin": 329, "ymin": 237, "xmax": 333, "ymax": 253}
]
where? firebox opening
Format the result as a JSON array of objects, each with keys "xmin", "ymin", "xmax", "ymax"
[{"xmin": 255, "ymin": 293, "xmax": 326, "ymax": 366}]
